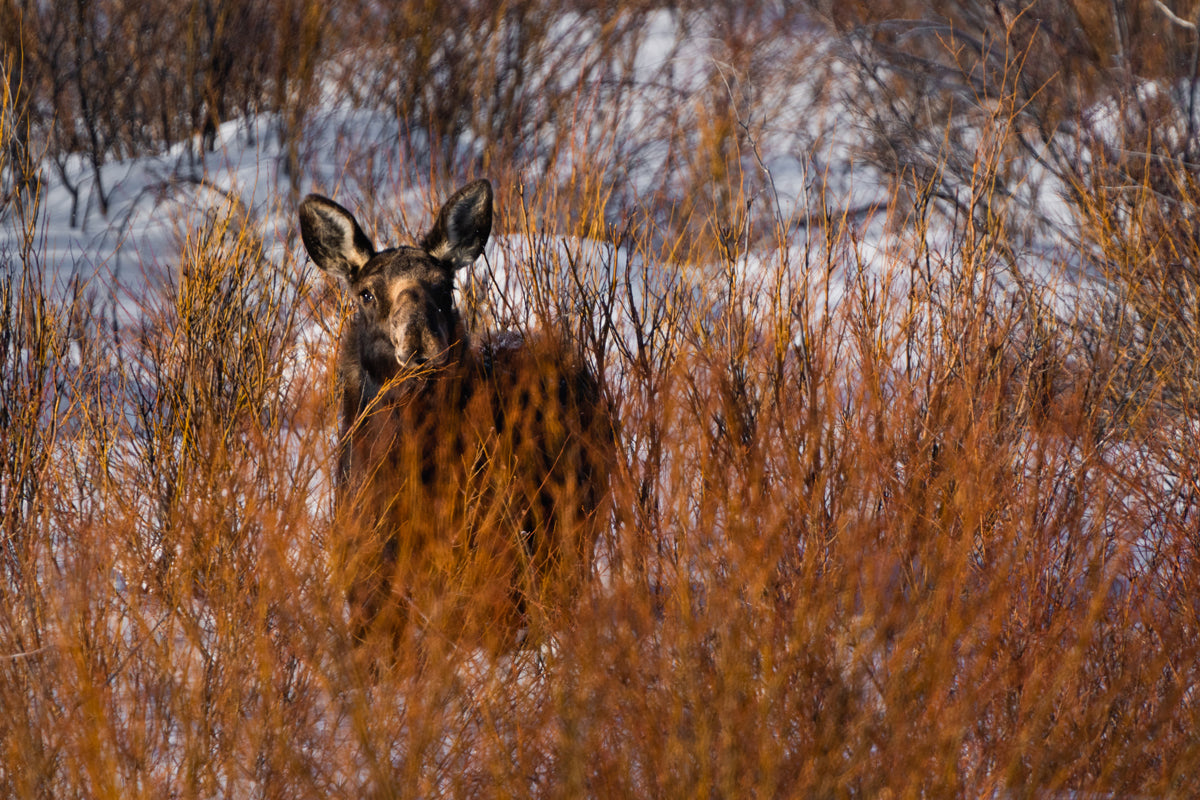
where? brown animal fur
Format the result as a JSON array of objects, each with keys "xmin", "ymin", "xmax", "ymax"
[{"xmin": 299, "ymin": 180, "xmax": 611, "ymax": 651}]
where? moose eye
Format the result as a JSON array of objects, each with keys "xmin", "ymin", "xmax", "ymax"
[{"xmin": 359, "ymin": 289, "xmax": 375, "ymax": 305}]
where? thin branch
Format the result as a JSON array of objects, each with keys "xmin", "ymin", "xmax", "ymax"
[
  {"xmin": 1155, "ymin": 0, "xmax": 1198, "ymax": 32},
  {"xmin": 1, "ymin": 645, "xmax": 53, "ymax": 660}
]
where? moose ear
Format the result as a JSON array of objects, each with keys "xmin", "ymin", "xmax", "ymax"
[
  {"xmin": 298, "ymin": 194, "xmax": 375, "ymax": 282},
  {"xmin": 420, "ymin": 179, "xmax": 493, "ymax": 270}
]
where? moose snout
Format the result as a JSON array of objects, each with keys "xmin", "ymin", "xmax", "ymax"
[{"xmin": 390, "ymin": 312, "xmax": 448, "ymax": 368}]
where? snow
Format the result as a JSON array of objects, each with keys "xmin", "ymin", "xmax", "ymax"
[{"xmin": 2, "ymin": 13, "xmax": 1093, "ymax": 325}]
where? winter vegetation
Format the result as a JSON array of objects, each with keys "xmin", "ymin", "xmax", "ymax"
[{"xmin": 2, "ymin": 0, "xmax": 1200, "ymax": 795}]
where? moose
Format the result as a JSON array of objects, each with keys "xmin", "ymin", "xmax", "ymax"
[{"xmin": 299, "ymin": 180, "xmax": 611, "ymax": 651}]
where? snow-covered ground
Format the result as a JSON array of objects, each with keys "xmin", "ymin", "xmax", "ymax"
[{"xmin": 1, "ymin": 8, "xmax": 1092, "ymax": 317}]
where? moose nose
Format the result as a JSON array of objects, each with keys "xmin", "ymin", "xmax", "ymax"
[
  {"xmin": 402, "ymin": 326, "xmax": 422, "ymax": 362},
  {"xmin": 390, "ymin": 290, "xmax": 446, "ymax": 367},
  {"xmin": 393, "ymin": 313, "xmax": 444, "ymax": 368},
  {"xmin": 395, "ymin": 350, "xmax": 429, "ymax": 369}
]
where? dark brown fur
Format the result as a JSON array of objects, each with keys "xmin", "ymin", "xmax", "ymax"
[{"xmin": 299, "ymin": 181, "xmax": 611, "ymax": 650}]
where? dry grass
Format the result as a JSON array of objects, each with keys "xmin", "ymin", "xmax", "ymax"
[{"xmin": 3, "ymin": 3, "xmax": 1200, "ymax": 797}]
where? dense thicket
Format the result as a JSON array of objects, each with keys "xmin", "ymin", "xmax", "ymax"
[{"xmin": 2, "ymin": 1, "xmax": 1199, "ymax": 796}]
